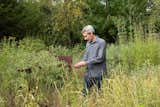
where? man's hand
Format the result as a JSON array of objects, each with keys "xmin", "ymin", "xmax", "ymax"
[{"xmin": 74, "ymin": 61, "xmax": 86, "ymax": 69}]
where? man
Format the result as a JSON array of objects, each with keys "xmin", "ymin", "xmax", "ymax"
[{"xmin": 74, "ymin": 25, "xmax": 107, "ymax": 96}]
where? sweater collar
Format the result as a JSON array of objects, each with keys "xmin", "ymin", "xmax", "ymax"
[{"xmin": 90, "ymin": 36, "xmax": 98, "ymax": 44}]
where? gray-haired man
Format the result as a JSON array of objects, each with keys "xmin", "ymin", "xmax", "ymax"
[{"xmin": 74, "ymin": 25, "xmax": 107, "ymax": 96}]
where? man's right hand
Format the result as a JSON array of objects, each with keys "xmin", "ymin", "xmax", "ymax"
[{"xmin": 74, "ymin": 61, "xmax": 86, "ymax": 69}]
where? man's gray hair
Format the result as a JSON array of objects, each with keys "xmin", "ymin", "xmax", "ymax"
[{"xmin": 81, "ymin": 25, "xmax": 95, "ymax": 34}]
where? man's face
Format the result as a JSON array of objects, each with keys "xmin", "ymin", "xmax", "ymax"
[{"xmin": 82, "ymin": 32, "xmax": 94, "ymax": 41}]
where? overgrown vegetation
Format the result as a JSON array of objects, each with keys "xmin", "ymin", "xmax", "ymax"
[
  {"xmin": 107, "ymin": 37, "xmax": 160, "ymax": 72},
  {"xmin": 0, "ymin": 37, "xmax": 160, "ymax": 107},
  {"xmin": 1, "ymin": 0, "xmax": 160, "ymax": 107},
  {"xmin": 1, "ymin": 0, "xmax": 160, "ymax": 46}
]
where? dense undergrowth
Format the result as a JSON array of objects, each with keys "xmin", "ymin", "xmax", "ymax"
[{"xmin": 0, "ymin": 37, "xmax": 160, "ymax": 107}]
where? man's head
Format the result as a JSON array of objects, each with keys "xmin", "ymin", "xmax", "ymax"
[{"xmin": 81, "ymin": 25, "xmax": 96, "ymax": 42}]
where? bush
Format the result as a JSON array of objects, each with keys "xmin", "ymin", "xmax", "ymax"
[{"xmin": 0, "ymin": 37, "xmax": 67, "ymax": 106}]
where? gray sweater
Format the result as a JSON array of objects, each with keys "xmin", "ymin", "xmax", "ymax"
[{"xmin": 83, "ymin": 36, "xmax": 107, "ymax": 77}]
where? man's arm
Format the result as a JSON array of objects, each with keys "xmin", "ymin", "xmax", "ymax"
[
  {"xmin": 74, "ymin": 41, "xmax": 106, "ymax": 68},
  {"xmin": 86, "ymin": 41, "xmax": 106, "ymax": 65}
]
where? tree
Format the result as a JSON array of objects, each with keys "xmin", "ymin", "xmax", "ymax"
[
  {"xmin": 50, "ymin": 0, "xmax": 85, "ymax": 46},
  {"xmin": 0, "ymin": 0, "xmax": 42, "ymax": 39},
  {"xmin": 82, "ymin": 0, "xmax": 118, "ymax": 43},
  {"xmin": 106, "ymin": 0, "xmax": 149, "ymax": 39}
]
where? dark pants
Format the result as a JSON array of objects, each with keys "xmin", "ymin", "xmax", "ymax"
[{"xmin": 82, "ymin": 74, "xmax": 102, "ymax": 96}]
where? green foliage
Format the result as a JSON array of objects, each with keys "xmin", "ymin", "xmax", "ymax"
[
  {"xmin": 107, "ymin": 37, "xmax": 160, "ymax": 72},
  {"xmin": 0, "ymin": 0, "xmax": 42, "ymax": 37},
  {"xmin": 83, "ymin": 0, "xmax": 118, "ymax": 43},
  {"xmin": 59, "ymin": 65, "xmax": 160, "ymax": 107},
  {"xmin": 49, "ymin": 0, "xmax": 85, "ymax": 46},
  {"xmin": 0, "ymin": 36, "xmax": 160, "ymax": 106},
  {"xmin": 0, "ymin": 37, "xmax": 67, "ymax": 106},
  {"xmin": 1, "ymin": 0, "xmax": 160, "ymax": 106},
  {"xmin": 18, "ymin": 37, "xmax": 45, "ymax": 52},
  {"xmin": 1, "ymin": 0, "xmax": 160, "ymax": 46}
]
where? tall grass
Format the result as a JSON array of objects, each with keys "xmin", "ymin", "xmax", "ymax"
[
  {"xmin": 0, "ymin": 37, "xmax": 68, "ymax": 107},
  {"xmin": 58, "ymin": 65, "xmax": 160, "ymax": 107},
  {"xmin": 107, "ymin": 37, "xmax": 160, "ymax": 73},
  {"xmin": 0, "ymin": 36, "xmax": 160, "ymax": 107}
]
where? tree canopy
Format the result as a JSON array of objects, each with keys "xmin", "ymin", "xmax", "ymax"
[{"xmin": 0, "ymin": 0, "xmax": 159, "ymax": 46}]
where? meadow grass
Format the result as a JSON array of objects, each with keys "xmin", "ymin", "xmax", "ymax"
[
  {"xmin": 0, "ymin": 37, "xmax": 160, "ymax": 107},
  {"xmin": 58, "ymin": 65, "xmax": 160, "ymax": 107}
]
